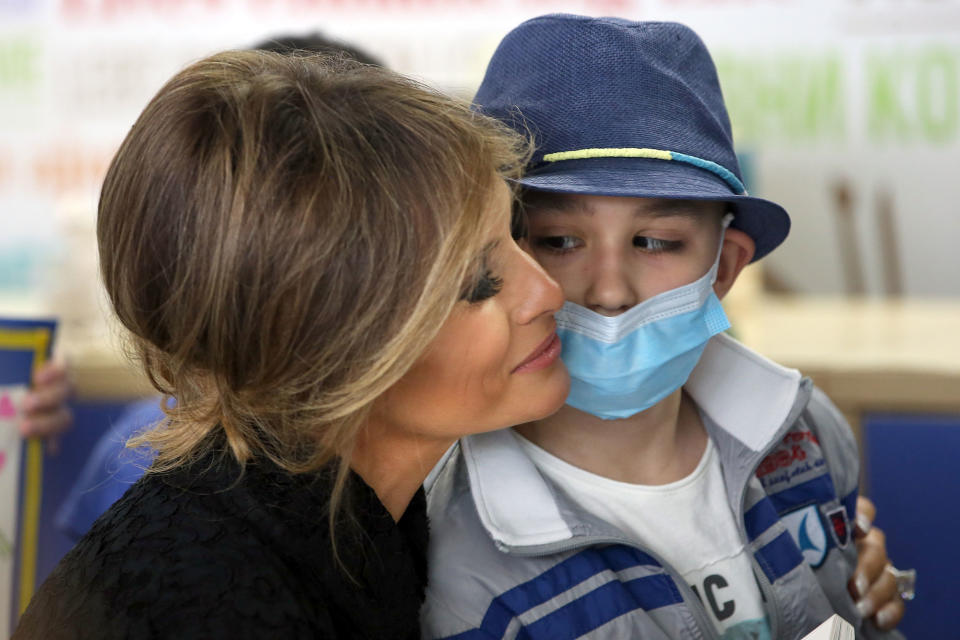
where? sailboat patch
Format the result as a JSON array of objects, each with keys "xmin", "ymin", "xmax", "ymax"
[{"xmin": 780, "ymin": 505, "xmax": 828, "ymax": 568}]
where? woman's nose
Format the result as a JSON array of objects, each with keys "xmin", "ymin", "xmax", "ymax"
[
  {"xmin": 511, "ymin": 248, "xmax": 564, "ymax": 325},
  {"xmin": 584, "ymin": 251, "xmax": 637, "ymax": 315}
]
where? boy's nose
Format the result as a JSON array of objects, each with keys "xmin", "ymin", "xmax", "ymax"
[{"xmin": 585, "ymin": 253, "xmax": 638, "ymax": 315}]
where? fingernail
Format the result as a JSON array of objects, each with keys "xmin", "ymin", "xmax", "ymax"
[
  {"xmin": 875, "ymin": 608, "xmax": 892, "ymax": 629},
  {"xmin": 856, "ymin": 513, "xmax": 872, "ymax": 535},
  {"xmin": 855, "ymin": 574, "xmax": 869, "ymax": 599},
  {"xmin": 857, "ymin": 597, "xmax": 875, "ymax": 619}
]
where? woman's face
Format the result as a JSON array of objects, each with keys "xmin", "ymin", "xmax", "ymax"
[{"xmin": 375, "ymin": 180, "xmax": 570, "ymax": 441}]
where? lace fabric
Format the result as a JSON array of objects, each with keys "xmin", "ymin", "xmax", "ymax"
[{"xmin": 15, "ymin": 448, "xmax": 429, "ymax": 639}]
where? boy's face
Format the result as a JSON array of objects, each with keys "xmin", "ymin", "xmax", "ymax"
[{"xmin": 522, "ymin": 193, "xmax": 726, "ymax": 316}]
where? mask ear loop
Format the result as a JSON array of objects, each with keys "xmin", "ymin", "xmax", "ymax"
[{"xmin": 708, "ymin": 212, "xmax": 736, "ymax": 286}]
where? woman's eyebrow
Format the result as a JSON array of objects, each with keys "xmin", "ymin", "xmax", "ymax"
[{"xmin": 474, "ymin": 240, "xmax": 500, "ymax": 267}]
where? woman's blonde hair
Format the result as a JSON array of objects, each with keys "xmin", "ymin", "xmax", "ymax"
[{"xmin": 98, "ymin": 51, "xmax": 529, "ymax": 515}]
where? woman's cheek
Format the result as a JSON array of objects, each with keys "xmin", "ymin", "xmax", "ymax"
[{"xmin": 467, "ymin": 308, "xmax": 514, "ymax": 395}]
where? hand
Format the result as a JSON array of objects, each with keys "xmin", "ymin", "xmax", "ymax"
[
  {"xmin": 849, "ymin": 496, "xmax": 905, "ymax": 630},
  {"xmin": 19, "ymin": 360, "xmax": 74, "ymax": 454}
]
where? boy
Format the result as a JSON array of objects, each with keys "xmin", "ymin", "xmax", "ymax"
[{"xmin": 422, "ymin": 15, "xmax": 905, "ymax": 639}]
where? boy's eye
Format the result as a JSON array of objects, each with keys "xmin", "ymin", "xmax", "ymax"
[
  {"xmin": 461, "ymin": 269, "xmax": 503, "ymax": 304},
  {"xmin": 633, "ymin": 236, "xmax": 681, "ymax": 253},
  {"xmin": 533, "ymin": 235, "xmax": 582, "ymax": 253}
]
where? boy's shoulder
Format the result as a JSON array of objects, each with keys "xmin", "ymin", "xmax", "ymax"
[
  {"xmin": 689, "ymin": 334, "xmax": 860, "ymax": 515},
  {"xmin": 691, "ymin": 334, "xmax": 855, "ymax": 447},
  {"xmin": 755, "ymin": 383, "xmax": 860, "ymax": 503},
  {"xmin": 423, "ymin": 441, "xmax": 574, "ymax": 637}
]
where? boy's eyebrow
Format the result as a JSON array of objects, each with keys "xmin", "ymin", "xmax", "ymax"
[
  {"xmin": 523, "ymin": 194, "xmax": 586, "ymax": 214},
  {"xmin": 643, "ymin": 200, "xmax": 707, "ymax": 220}
]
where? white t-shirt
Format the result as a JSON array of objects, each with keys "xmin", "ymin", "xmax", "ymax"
[{"xmin": 514, "ymin": 431, "xmax": 771, "ymax": 640}]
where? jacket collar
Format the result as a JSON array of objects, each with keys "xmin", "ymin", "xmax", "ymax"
[
  {"xmin": 459, "ymin": 333, "xmax": 803, "ymax": 550},
  {"xmin": 685, "ymin": 333, "xmax": 802, "ymax": 452}
]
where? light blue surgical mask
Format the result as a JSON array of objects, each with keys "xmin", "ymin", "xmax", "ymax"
[{"xmin": 555, "ymin": 214, "xmax": 734, "ymax": 420}]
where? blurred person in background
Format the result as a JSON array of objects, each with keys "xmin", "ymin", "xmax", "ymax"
[
  {"xmin": 254, "ymin": 31, "xmax": 383, "ymax": 64},
  {"xmin": 19, "ymin": 360, "xmax": 72, "ymax": 452},
  {"xmin": 16, "ymin": 49, "xmax": 568, "ymax": 638}
]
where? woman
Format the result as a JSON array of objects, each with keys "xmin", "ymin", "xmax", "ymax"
[{"xmin": 14, "ymin": 51, "xmax": 569, "ymax": 639}]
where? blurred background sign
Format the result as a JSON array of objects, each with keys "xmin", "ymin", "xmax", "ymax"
[{"xmin": 2, "ymin": 0, "xmax": 960, "ymax": 298}]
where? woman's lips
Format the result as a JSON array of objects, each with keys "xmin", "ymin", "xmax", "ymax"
[{"xmin": 512, "ymin": 331, "xmax": 562, "ymax": 374}]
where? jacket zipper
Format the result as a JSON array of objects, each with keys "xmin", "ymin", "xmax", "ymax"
[{"xmin": 733, "ymin": 399, "xmax": 812, "ymax": 640}]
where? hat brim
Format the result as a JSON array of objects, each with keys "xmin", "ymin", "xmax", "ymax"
[{"xmin": 517, "ymin": 157, "xmax": 790, "ymax": 262}]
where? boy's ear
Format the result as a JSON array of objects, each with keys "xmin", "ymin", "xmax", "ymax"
[{"xmin": 714, "ymin": 228, "xmax": 755, "ymax": 300}]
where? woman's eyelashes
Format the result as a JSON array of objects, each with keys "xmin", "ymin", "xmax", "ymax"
[
  {"xmin": 462, "ymin": 268, "xmax": 504, "ymax": 303},
  {"xmin": 460, "ymin": 240, "xmax": 504, "ymax": 304}
]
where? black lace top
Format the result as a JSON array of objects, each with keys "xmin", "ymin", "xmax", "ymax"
[{"xmin": 14, "ymin": 446, "xmax": 429, "ymax": 639}]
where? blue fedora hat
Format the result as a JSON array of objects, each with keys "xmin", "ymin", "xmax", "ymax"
[{"xmin": 474, "ymin": 14, "xmax": 790, "ymax": 261}]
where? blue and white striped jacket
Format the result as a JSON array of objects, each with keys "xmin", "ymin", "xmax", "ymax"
[{"xmin": 421, "ymin": 334, "xmax": 904, "ymax": 640}]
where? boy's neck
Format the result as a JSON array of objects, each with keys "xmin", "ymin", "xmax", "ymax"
[{"xmin": 514, "ymin": 389, "xmax": 707, "ymax": 485}]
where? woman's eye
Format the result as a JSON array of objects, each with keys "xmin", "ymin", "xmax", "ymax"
[
  {"xmin": 633, "ymin": 236, "xmax": 681, "ymax": 253},
  {"xmin": 461, "ymin": 269, "xmax": 503, "ymax": 304},
  {"xmin": 532, "ymin": 235, "xmax": 582, "ymax": 253}
]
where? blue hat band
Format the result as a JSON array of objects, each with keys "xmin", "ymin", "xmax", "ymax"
[{"xmin": 542, "ymin": 147, "xmax": 746, "ymax": 196}]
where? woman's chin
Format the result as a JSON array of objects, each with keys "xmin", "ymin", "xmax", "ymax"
[{"xmin": 520, "ymin": 366, "xmax": 571, "ymax": 424}]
